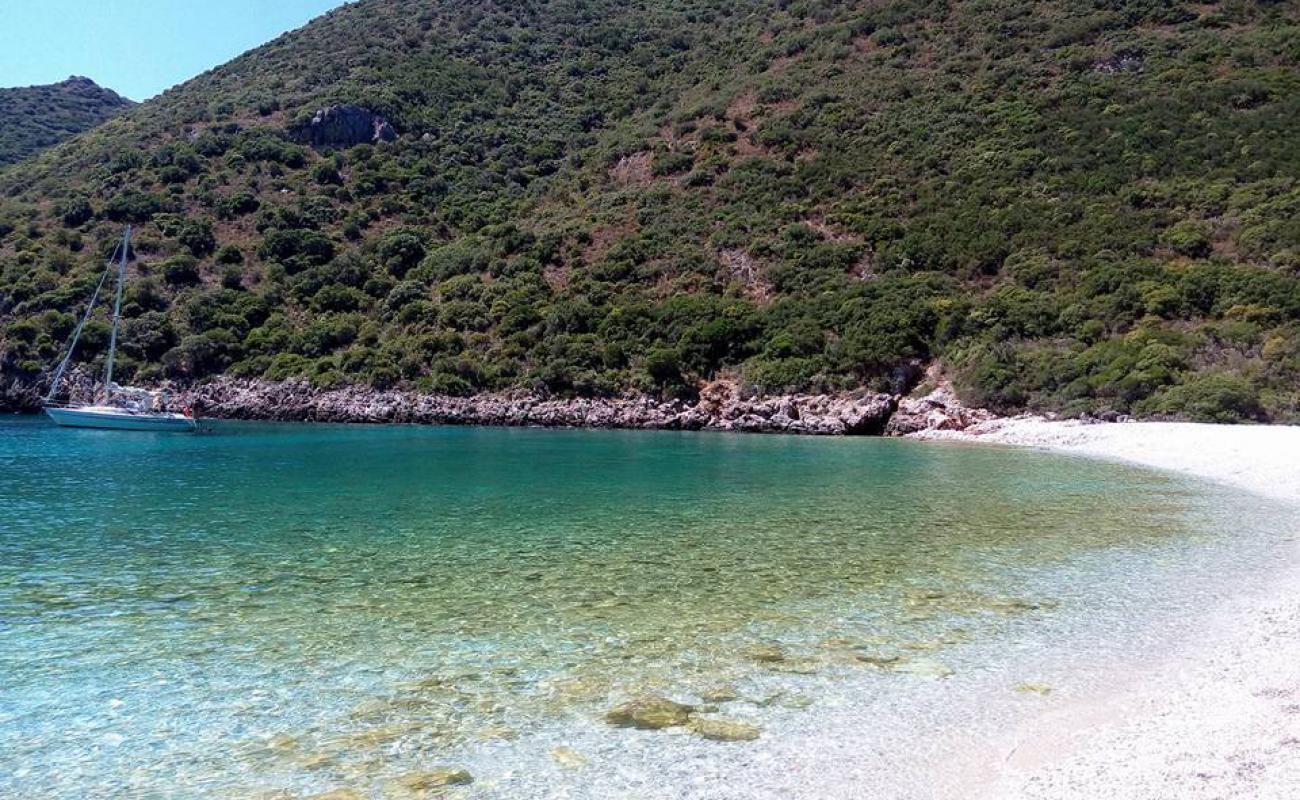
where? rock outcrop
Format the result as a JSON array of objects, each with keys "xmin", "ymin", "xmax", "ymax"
[
  {"xmin": 884, "ymin": 368, "xmax": 995, "ymax": 436},
  {"xmin": 165, "ymin": 377, "xmax": 900, "ymax": 436},
  {"xmin": 3, "ymin": 367, "xmax": 98, "ymax": 410},
  {"xmin": 289, "ymin": 104, "xmax": 397, "ymax": 148},
  {"xmin": 7, "ymin": 364, "xmax": 998, "ymax": 438}
]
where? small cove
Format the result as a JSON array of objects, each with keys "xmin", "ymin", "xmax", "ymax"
[{"xmin": 0, "ymin": 418, "xmax": 1293, "ymax": 798}]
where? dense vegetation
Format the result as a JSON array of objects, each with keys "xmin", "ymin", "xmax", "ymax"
[
  {"xmin": 0, "ymin": 77, "xmax": 134, "ymax": 167},
  {"xmin": 2, "ymin": 0, "xmax": 1299, "ymax": 421}
]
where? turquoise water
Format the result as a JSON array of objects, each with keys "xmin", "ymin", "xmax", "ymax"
[{"xmin": 0, "ymin": 417, "xmax": 1291, "ymax": 798}]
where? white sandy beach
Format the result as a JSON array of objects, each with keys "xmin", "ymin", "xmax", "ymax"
[{"xmin": 916, "ymin": 419, "xmax": 1300, "ymax": 799}]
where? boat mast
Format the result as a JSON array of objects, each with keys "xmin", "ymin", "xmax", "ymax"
[
  {"xmin": 101, "ymin": 226, "xmax": 131, "ymax": 403},
  {"xmin": 42, "ymin": 260, "xmax": 114, "ymax": 405}
]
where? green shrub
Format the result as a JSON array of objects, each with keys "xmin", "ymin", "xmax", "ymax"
[
  {"xmin": 56, "ymin": 197, "xmax": 94, "ymax": 228},
  {"xmin": 744, "ymin": 356, "xmax": 824, "ymax": 392},
  {"xmin": 177, "ymin": 218, "xmax": 216, "ymax": 257},
  {"xmin": 1135, "ymin": 373, "xmax": 1264, "ymax": 423},
  {"xmin": 215, "ymin": 244, "xmax": 244, "ymax": 264},
  {"xmin": 102, "ymin": 192, "xmax": 167, "ymax": 223},
  {"xmin": 217, "ymin": 193, "xmax": 260, "ymax": 219},
  {"xmin": 1163, "ymin": 221, "xmax": 1212, "ymax": 258},
  {"xmin": 651, "ymin": 151, "xmax": 694, "ymax": 177},
  {"xmin": 162, "ymin": 255, "xmax": 201, "ymax": 286}
]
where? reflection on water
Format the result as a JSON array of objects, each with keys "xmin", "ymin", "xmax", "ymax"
[{"xmin": 0, "ymin": 418, "xmax": 1287, "ymax": 798}]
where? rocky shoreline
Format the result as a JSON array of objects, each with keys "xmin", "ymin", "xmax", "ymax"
[{"xmin": 3, "ymin": 370, "xmax": 994, "ymax": 436}]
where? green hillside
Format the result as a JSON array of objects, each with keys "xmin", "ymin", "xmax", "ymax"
[
  {"xmin": 2, "ymin": 0, "xmax": 1299, "ymax": 421},
  {"xmin": 0, "ymin": 77, "xmax": 134, "ymax": 167}
]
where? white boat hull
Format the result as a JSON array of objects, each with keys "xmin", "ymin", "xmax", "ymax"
[{"xmin": 45, "ymin": 406, "xmax": 197, "ymax": 432}]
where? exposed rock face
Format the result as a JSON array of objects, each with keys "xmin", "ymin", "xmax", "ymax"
[
  {"xmin": 290, "ymin": 104, "xmax": 397, "ymax": 148},
  {"xmin": 168, "ymin": 378, "xmax": 902, "ymax": 436},
  {"xmin": 0, "ymin": 374, "xmax": 41, "ymax": 410},
  {"xmin": 1093, "ymin": 52, "xmax": 1144, "ymax": 74},
  {"xmin": 7, "ymin": 365, "xmax": 997, "ymax": 437},
  {"xmin": 884, "ymin": 370, "xmax": 995, "ymax": 436},
  {"xmin": 3, "ymin": 366, "xmax": 98, "ymax": 410}
]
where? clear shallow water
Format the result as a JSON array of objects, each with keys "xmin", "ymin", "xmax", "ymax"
[{"xmin": 0, "ymin": 417, "xmax": 1292, "ymax": 798}]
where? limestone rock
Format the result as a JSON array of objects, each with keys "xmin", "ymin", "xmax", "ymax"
[
  {"xmin": 604, "ymin": 695, "xmax": 694, "ymax": 729},
  {"xmin": 885, "ymin": 366, "xmax": 994, "ymax": 435},
  {"xmin": 62, "ymin": 374, "xmax": 947, "ymax": 438},
  {"xmin": 838, "ymin": 392, "xmax": 897, "ymax": 435}
]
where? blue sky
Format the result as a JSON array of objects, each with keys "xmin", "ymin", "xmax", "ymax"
[{"xmin": 0, "ymin": 0, "xmax": 350, "ymax": 101}]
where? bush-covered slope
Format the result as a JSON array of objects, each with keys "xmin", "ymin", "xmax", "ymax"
[
  {"xmin": 0, "ymin": 77, "xmax": 134, "ymax": 167},
  {"xmin": 2, "ymin": 0, "xmax": 1299, "ymax": 421}
]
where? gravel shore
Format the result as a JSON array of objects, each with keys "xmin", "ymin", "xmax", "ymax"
[{"xmin": 916, "ymin": 419, "xmax": 1300, "ymax": 799}]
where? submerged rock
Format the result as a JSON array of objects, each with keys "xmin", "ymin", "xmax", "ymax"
[
  {"xmin": 307, "ymin": 791, "xmax": 365, "ymax": 800},
  {"xmin": 749, "ymin": 690, "xmax": 810, "ymax": 708},
  {"xmin": 699, "ymin": 684, "xmax": 741, "ymax": 703},
  {"xmin": 903, "ymin": 588, "xmax": 949, "ymax": 606},
  {"xmin": 742, "ymin": 644, "xmax": 787, "ymax": 663},
  {"xmin": 764, "ymin": 659, "xmax": 819, "ymax": 674},
  {"xmin": 988, "ymin": 597, "xmax": 1059, "ymax": 614},
  {"xmin": 900, "ymin": 639, "xmax": 945, "ymax": 652},
  {"xmin": 604, "ymin": 695, "xmax": 694, "ymax": 729},
  {"xmin": 819, "ymin": 636, "xmax": 862, "ymax": 649},
  {"xmin": 293, "ymin": 751, "xmax": 337, "ymax": 770},
  {"xmin": 751, "ymin": 691, "xmax": 815, "ymax": 709},
  {"xmin": 687, "ymin": 716, "xmax": 762, "ymax": 741},
  {"xmin": 341, "ymin": 721, "xmax": 424, "ymax": 747},
  {"xmin": 384, "ymin": 768, "xmax": 473, "ymax": 797},
  {"xmin": 475, "ymin": 724, "xmax": 519, "ymax": 741},
  {"xmin": 892, "ymin": 659, "xmax": 955, "ymax": 679},
  {"xmin": 1015, "ymin": 682, "xmax": 1053, "ymax": 696},
  {"xmin": 264, "ymin": 733, "xmax": 298, "ymax": 753},
  {"xmin": 550, "ymin": 746, "xmax": 590, "ymax": 768},
  {"xmin": 855, "ymin": 652, "xmax": 905, "ymax": 667}
]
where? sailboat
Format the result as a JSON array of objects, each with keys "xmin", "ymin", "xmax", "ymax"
[{"xmin": 43, "ymin": 226, "xmax": 197, "ymax": 432}]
